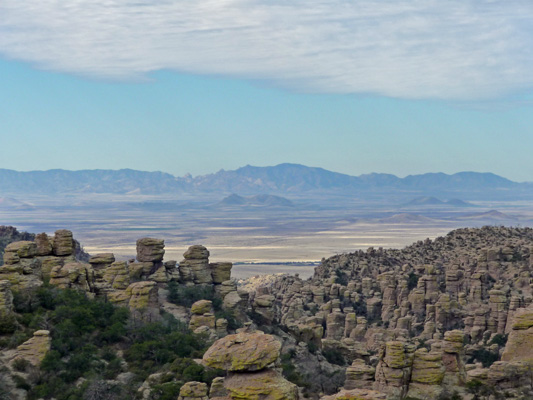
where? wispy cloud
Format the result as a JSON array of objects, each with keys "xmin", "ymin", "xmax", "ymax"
[{"xmin": 1, "ymin": 0, "xmax": 532, "ymax": 99}]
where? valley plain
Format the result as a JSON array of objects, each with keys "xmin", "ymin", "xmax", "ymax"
[{"xmin": 2, "ymin": 189, "xmax": 531, "ymax": 279}]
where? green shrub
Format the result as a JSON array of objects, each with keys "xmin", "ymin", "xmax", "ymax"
[
  {"xmin": 280, "ymin": 352, "xmax": 310, "ymax": 389},
  {"xmin": 407, "ymin": 272, "xmax": 419, "ymax": 291},
  {"xmin": 489, "ymin": 334, "xmax": 508, "ymax": 347},
  {"xmin": 150, "ymin": 382, "xmax": 183, "ymax": 400},
  {"xmin": 214, "ymin": 309, "xmax": 242, "ymax": 331},
  {"xmin": 12, "ymin": 358, "xmax": 31, "ymax": 372},
  {"xmin": 167, "ymin": 282, "xmax": 222, "ymax": 310},
  {"xmin": 13, "ymin": 375, "xmax": 31, "ymax": 391},
  {"xmin": 322, "ymin": 348, "xmax": 345, "ymax": 366},
  {"xmin": 471, "ymin": 348, "xmax": 499, "ymax": 368},
  {"xmin": 0, "ymin": 312, "xmax": 17, "ymax": 334}
]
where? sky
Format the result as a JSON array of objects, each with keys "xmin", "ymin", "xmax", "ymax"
[{"xmin": 1, "ymin": 1, "xmax": 533, "ymax": 181}]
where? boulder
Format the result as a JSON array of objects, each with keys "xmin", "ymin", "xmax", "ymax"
[
  {"xmin": 191, "ymin": 300, "xmax": 213, "ymax": 315},
  {"xmin": 203, "ymin": 332, "xmax": 281, "ymax": 372},
  {"xmin": 178, "ymin": 381, "xmax": 208, "ymax": 400},
  {"xmin": 224, "ymin": 369, "xmax": 298, "ymax": 400},
  {"xmin": 35, "ymin": 233, "xmax": 53, "ymax": 256},
  {"xmin": 53, "ymin": 229, "xmax": 74, "ymax": 256},
  {"xmin": 136, "ymin": 238, "xmax": 165, "ymax": 262},
  {"xmin": 5, "ymin": 241, "xmax": 37, "ymax": 258},
  {"xmin": 211, "ymin": 262, "xmax": 232, "ymax": 284},
  {"xmin": 209, "ymin": 377, "xmax": 228, "ymax": 398},
  {"xmin": 184, "ymin": 245, "xmax": 210, "ymax": 260}
]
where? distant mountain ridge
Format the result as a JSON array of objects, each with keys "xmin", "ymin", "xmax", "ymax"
[{"xmin": 0, "ymin": 163, "xmax": 528, "ymax": 199}]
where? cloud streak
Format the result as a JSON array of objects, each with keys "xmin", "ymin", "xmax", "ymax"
[{"xmin": 1, "ymin": 0, "xmax": 532, "ymax": 99}]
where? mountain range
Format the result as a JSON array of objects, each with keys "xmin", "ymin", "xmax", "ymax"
[{"xmin": 0, "ymin": 163, "xmax": 529, "ymax": 200}]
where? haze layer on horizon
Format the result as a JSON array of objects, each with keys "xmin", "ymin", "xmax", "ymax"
[{"xmin": 1, "ymin": 1, "xmax": 532, "ymax": 181}]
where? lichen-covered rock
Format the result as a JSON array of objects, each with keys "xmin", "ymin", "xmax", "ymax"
[
  {"xmin": 190, "ymin": 313, "xmax": 216, "ymax": 331},
  {"xmin": 191, "ymin": 300, "xmax": 213, "ymax": 315},
  {"xmin": 5, "ymin": 241, "xmax": 37, "ymax": 258},
  {"xmin": 345, "ymin": 359, "xmax": 375, "ymax": 390},
  {"xmin": 13, "ymin": 330, "xmax": 51, "ymax": 366},
  {"xmin": 0, "ymin": 280, "xmax": 13, "ymax": 313},
  {"xmin": 136, "ymin": 238, "xmax": 165, "ymax": 262},
  {"xmin": 89, "ymin": 253, "xmax": 115, "ymax": 266},
  {"xmin": 53, "ymin": 229, "xmax": 74, "ymax": 256},
  {"xmin": 178, "ymin": 381, "xmax": 208, "ymax": 400},
  {"xmin": 410, "ymin": 348, "xmax": 445, "ymax": 385},
  {"xmin": 102, "ymin": 261, "xmax": 130, "ymax": 290},
  {"xmin": 502, "ymin": 305, "xmax": 533, "ymax": 362},
  {"xmin": 374, "ymin": 341, "xmax": 414, "ymax": 398},
  {"xmin": 184, "ymin": 245, "xmax": 210, "ymax": 260},
  {"xmin": 211, "ymin": 262, "xmax": 232, "ymax": 284},
  {"xmin": 35, "ymin": 233, "xmax": 53, "ymax": 256},
  {"xmin": 443, "ymin": 330, "xmax": 464, "ymax": 354},
  {"xmin": 126, "ymin": 281, "xmax": 158, "ymax": 311},
  {"xmin": 49, "ymin": 262, "xmax": 90, "ymax": 291},
  {"xmin": 209, "ymin": 377, "xmax": 228, "ymax": 398},
  {"xmin": 223, "ymin": 369, "xmax": 298, "ymax": 400},
  {"xmin": 39, "ymin": 256, "xmax": 63, "ymax": 280},
  {"xmin": 320, "ymin": 388, "xmax": 387, "ymax": 400},
  {"xmin": 203, "ymin": 332, "xmax": 281, "ymax": 372}
]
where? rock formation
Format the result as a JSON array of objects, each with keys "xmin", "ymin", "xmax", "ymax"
[{"xmin": 203, "ymin": 330, "xmax": 298, "ymax": 399}]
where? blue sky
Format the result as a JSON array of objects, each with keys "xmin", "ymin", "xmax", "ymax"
[{"xmin": 1, "ymin": 1, "xmax": 533, "ymax": 181}]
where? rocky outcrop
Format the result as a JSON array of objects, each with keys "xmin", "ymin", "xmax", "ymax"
[
  {"xmin": 178, "ymin": 381, "xmax": 208, "ymax": 400},
  {"xmin": 12, "ymin": 330, "xmax": 51, "ymax": 366},
  {"xmin": 52, "ymin": 230, "xmax": 74, "ymax": 256},
  {"xmin": 203, "ymin": 331, "xmax": 281, "ymax": 372},
  {"xmin": 320, "ymin": 389, "xmax": 387, "ymax": 400},
  {"xmin": 502, "ymin": 305, "xmax": 533, "ymax": 362},
  {"xmin": 49, "ymin": 262, "xmax": 91, "ymax": 291},
  {"xmin": 223, "ymin": 369, "xmax": 299, "ymax": 400},
  {"xmin": 0, "ymin": 280, "xmax": 13, "ymax": 313},
  {"xmin": 189, "ymin": 300, "xmax": 216, "ymax": 336},
  {"xmin": 203, "ymin": 330, "xmax": 297, "ymax": 400}
]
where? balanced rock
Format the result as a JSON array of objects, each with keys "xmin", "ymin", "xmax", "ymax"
[
  {"xmin": 136, "ymin": 238, "xmax": 165, "ymax": 262},
  {"xmin": 203, "ymin": 331, "xmax": 281, "ymax": 372},
  {"xmin": 191, "ymin": 299, "xmax": 213, "ymax": 315},
  {"xmin": 53, "ymin": 229, "xmax": 74, "ymax": 256},
  {"xmin": 184, "ymin": 245, "xmax": 210, "ymax": 260}
]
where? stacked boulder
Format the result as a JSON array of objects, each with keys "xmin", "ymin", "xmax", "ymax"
[
  {"xmin": 0, "ymin": 230, "xmax": 78, "ymax": 291},
  {"xmin": 179, "ymin": 245, "xmax": 233, "ymax": 286},
  {"xmin": 202, "ymin": 330, "xmax": 299, "ymax": 399}
]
